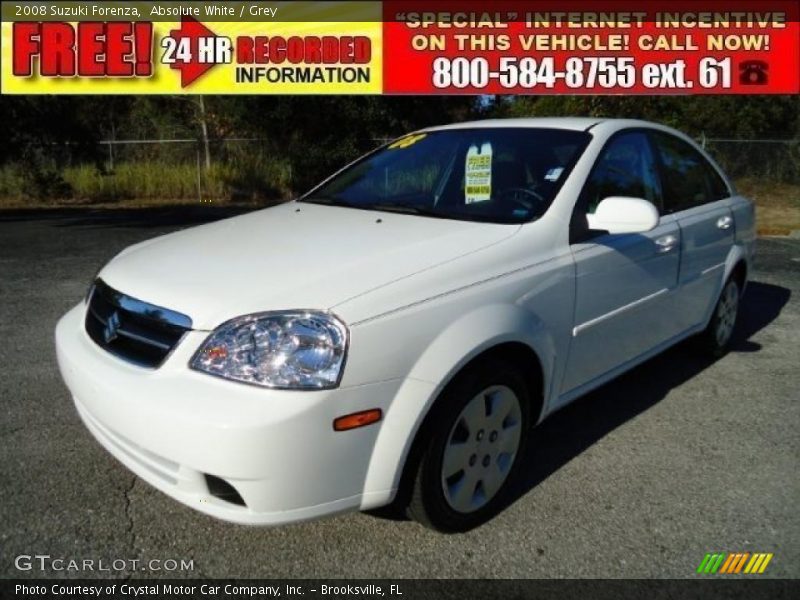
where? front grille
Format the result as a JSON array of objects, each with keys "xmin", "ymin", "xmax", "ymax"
[{"xmin": 85, "ymin": 279, "xmax": 192, "ymax": 368}]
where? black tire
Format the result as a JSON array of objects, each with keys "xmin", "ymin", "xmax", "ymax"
[
  {"xmin": 407, "ymin": 358, "xmax": 531, "ymax": 532},
  {"xmin": 695, "ymin": 277, "xmax": 741, "ymax": 357}
]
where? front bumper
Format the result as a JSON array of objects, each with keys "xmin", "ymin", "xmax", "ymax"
[{"xmin": 55, "ymin": 304, "xmax": 405, "ymax": 525}]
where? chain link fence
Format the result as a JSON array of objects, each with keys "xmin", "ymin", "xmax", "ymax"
[
  {"xmin": 1, "ymin": 136, "xmax": 798, "ymax": 207},
  {"xmin": 701, "ymin": 137, "xmax": 800, "ymax": 185}
]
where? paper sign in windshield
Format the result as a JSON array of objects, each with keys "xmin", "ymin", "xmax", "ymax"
[
  {"xmin": 465, "ymin": 143, "xmax": 493, "ymax": 203},
  {"xmin": 545, "ymin": 167, "xmax": 564, "ymax": 182}
]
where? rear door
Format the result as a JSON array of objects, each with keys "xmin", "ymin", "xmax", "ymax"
[
  {"xmin": 649, "ymin": 132, "xmax": 735, "ymax": 331},
  {"xmin": 561, "ymin": 131, "xmax": 683, "ymax": 395}
]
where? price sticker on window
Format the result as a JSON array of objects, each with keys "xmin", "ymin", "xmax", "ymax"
[{"xmin": 465, "ymin": 143, "xmax": 492, "ymax": 203}]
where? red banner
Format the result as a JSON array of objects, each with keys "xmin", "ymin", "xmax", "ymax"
[{"xmin": 383, "ymin": 1, "xmax": 800, "ymax": 94}]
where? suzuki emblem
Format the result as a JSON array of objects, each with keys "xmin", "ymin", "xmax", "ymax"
[{"xmin": 103, "ymin": 311, "xmax": 121, "ymax": 343}]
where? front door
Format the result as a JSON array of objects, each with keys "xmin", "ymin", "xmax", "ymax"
[{"xmin": 562, "ymin": 131, "xmax": 682, "ymax": 395}]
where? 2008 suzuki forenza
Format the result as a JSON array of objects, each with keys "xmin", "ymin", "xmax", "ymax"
[{"xmin": 56, "ymin": 118, "xmax": 755, "ymax": 532}]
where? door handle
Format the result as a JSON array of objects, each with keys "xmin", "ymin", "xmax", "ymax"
[
  {"xmin": 717, "ymin": 215, "xmax": 733, "ymax": 230},
  {"xmin": 655, "ymin": 234, "xmax": 678, "ymax": 254}
]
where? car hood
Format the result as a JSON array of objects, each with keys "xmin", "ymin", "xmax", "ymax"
[{"xmin": 99, "ymin": 202, "xmax": 520, "ymax": 330}]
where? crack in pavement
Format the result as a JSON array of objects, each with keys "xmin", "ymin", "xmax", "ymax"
[{"xmin": 122, "ymin": 475, "xmax": 139, "ymax": 581}]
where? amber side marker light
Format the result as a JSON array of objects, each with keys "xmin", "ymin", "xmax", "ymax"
[{"xmin": 333, "ymin": 409, "xmax": 382, "ymax": 432}]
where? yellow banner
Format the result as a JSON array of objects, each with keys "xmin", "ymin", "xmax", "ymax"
[{"xmin": 1, "ymin": 2, "xmax": 382, "ymax": 94}]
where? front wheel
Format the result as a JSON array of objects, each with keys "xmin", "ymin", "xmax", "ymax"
[
  {"xmin": 407, "ymin": 359, "xmax": 531, "ymax": 532},
  {"xmin": 696, "ymin": 277, "xmax": 741, "ymax": 356}
]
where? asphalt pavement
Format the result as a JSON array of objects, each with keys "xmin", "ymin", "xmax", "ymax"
[{"xmin": 0, "ymin": 209, "xmax": 798, "ymax": 579}]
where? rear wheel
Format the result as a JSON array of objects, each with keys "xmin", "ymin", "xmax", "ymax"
[
  {"xmin": 696, "ymin": 277, "xmax": 740, "ymax": 356},
  {"xmin": 407, "ymin": 359, "xmax": 531, "ymax": 532}
]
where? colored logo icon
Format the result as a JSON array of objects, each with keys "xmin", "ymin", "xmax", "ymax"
[{"xmin": 697, "ymin": 552, "xmax": 774, "ymax": 574}]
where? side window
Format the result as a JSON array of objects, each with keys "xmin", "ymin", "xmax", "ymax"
[
  {"xmin": 651, "ymin": 132, "xmax": 730, "ymax": 214},
  {"xmin": 582, "ymin": 132, "xmax": 661, "ymax": 215}
]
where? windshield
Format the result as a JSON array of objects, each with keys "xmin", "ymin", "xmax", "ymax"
[{"xmin": 300, "ymin": 128, "xmax": 591, "ymax": 224}]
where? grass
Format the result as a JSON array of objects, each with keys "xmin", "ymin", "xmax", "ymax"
[
  {"xmin": 0, "ymin": 157, "xmax": 294, "ymax": 208},
  {"xmin": 64, "ymin": 163, "xmax": 208, "ymax": 201},
  {"xmin": 735, "ymin": 178, "xmax": 800, "ymax": 236}
]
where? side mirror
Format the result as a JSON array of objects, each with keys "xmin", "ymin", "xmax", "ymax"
[{"xmin": 586, "ymin": 197, "xmax": 660, "ymax": 235}]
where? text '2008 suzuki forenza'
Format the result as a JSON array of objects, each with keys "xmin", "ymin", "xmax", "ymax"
[{"xmin": 56, "ymin": 118, "xmax": 755, "ymax": 532}]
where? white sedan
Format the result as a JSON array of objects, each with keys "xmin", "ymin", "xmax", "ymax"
[{"xmin": 56, "ymin": 118, "xmax": 755, "ymax": 532}]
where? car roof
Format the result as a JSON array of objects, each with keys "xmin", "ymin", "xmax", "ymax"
[
  {"xmin": 423, "ymin": 117, "xmax": 605, "ymax": 132},
  {"xmin": 422, "ymin": 117, "xmax": 676, "ymax": 134}
]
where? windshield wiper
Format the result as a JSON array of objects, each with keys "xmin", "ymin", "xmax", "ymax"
[
  {"xmin": 301, "ymin": 198, "xmax": 447, "ymax": 219},
  {"xmin": 362, "ymin": 203, "xmax": 446, "ymax": 218},
  {"xmin": 302, "ymin": 198, "xmax": 525, "ymax": 224},
  {"xmin": 300, "ymin": 196, "xmax": 359, "ymax": 208}
]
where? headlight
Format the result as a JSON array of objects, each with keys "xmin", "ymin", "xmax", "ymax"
[{"xmin": 189, "ymin": 311, "xmax": 348, "ymax": 390}]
